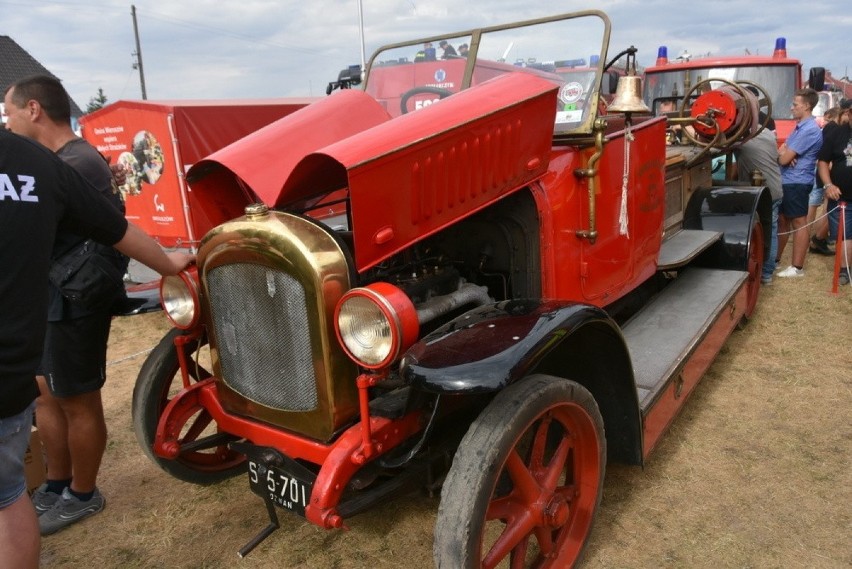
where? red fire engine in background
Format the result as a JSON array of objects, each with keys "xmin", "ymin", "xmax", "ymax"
[
  {"xmin": 642, "ymin": 37, "xmax": 827, "ymax": 143},
  {"xmin": 132, "ymin": 10, "xmax": 772, "ymax": 567}
]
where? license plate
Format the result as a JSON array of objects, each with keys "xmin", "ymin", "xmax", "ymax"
[{"xmin": 248, "ymin": 460, "xmax": 312, "ymax": 516}]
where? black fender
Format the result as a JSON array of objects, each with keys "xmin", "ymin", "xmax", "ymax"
[
  {"xmin": 683, "ymin": 185, "xmax": 771, "ymax": 270},
  {"xmin": 401, "ymin": 299, "xmax": 643, "ymax": 465}
]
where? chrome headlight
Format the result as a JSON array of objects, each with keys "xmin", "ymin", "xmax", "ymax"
[
  {"xmin": 160, "ymin": 269, "xmax": 200, "ymax": 329},
  {"xmin": 335, "ymin": 283, "xmax": 418, "ymax": 369}
]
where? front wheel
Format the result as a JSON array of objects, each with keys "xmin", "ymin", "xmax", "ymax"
[
  {"xmin": 131, "ymin": 328, "xmax": 246, "ymax": 484},
  {"xmin": 434, "ymin": 375, "xmax": 606, "ymax": 569}
]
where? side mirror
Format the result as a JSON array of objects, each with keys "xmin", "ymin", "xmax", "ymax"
[
  {"xmin": 326, "ymin": 65, "xmax": 364, "ymax": 96},
  {"xmin": 341, "ymin": 64, "xmax": 363, "ymax": 87},
  {"xmin": 605, "ymin": 71, "xmax": 619, "ymax": 95},
  {"xmin": 808, "ymin": 67, "xmax": 826, "ymax": 91}
]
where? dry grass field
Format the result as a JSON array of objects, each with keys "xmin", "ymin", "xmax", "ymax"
[{"xmin": 39, "ymin": 251, "xmax": 851, "ymax": 569}]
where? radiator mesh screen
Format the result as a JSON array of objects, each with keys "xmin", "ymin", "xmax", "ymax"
[{"xmin": 207, "ymin": 263, "xmax": 318, "ymax": 411}]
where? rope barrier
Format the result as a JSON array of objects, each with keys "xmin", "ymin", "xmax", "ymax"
[
  {"xmin": 106, "ymin": 346, "xmax": 154, "ymax": 367},
  {"xmin": 776, "ymin": 204, "xmax": 839, "ymax": 236}
]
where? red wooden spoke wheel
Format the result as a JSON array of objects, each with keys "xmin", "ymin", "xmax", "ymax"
[
  {"xmin": 434, "ymin": 375, "xmax": 605, "ymax": 569},
  {"xmin": 132, "ymin": 328, "xmax": 245, "ymax": 484},
  {"xmin": 743, "ymin": 219, "xmax": 765, "ymax": 321}
]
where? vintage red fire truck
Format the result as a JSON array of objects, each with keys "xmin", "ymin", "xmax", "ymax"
[{"xmin": 133, "ymin": 10, "xmax": 772, "ymax": 567}]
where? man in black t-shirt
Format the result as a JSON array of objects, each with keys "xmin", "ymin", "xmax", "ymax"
[
  {"xmin": 817, "ymin": 102, "xmax": 852, "ymax": 285},
  {"xmin": 5, "ymin": 75, "xmax": 131, "ymax": 536},
  {"xmin": 0, "ymin": 128, "xmax": 194, "ymax": 568},
  {"xmin": 439, "ymin": 40, "xmax": 458, "ymax": 59}
]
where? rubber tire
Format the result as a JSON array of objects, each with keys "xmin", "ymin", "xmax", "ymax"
[
  {"xmin": 434, "ymin": 374, "xmax": 606, "ymax": 569},
  {"xmin": 131, "ymin": 328, "xmax": 245, "ymax": 484},
  {"xmin": 741, "ymin": 218, "xmax": 765, "ymax": 325}
]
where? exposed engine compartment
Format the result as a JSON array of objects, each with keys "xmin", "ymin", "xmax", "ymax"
[{"xmin": 347, "ymin": 190, "xmax": 542, "ymax": 334}]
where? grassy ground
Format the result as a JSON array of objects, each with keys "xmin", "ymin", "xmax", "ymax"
[{"xmin": 39, "ymin": 251, "xmax": 851, "ymax": 568}]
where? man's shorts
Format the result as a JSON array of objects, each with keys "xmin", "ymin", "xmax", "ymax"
[
  {"xmin": 38, "ymin": 311, "xmax": 111, "ymax": 398},
  {"xmin": 828, "ymin": 200, "xmax": 852, "ymax": 240},
  {"xmin": 0, "ymin": 403, "xmax": 34, "ymax": 509},
  {"xmin": 781, "ymin": 183, "xmax": 811, "ymax": 218},
  {"xmin": 809, "ymin": 185, "xmax": 825, "ymax": 208}
]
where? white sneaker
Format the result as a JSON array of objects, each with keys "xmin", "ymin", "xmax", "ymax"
[{"xmin": 777, "ymin": 266, "xmax": 805, "ymax": 278}]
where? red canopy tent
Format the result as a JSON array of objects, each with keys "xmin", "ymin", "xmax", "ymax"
[{"xmin": 80, "ymin": 98, "xmax": 317, "ymax": 250}]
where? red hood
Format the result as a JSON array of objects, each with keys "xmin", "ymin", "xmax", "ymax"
[
  {"xmin": 187, "ymin": 89, "xmax": 391, "ymax": 207},
  {"xmin": 189, "ymin": 72, "xmax": 559, "ymax": 271}
]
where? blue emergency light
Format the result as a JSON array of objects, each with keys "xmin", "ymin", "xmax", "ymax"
[
  {"xmin": 554, "ymin": 58, "xmax": 587, "ymax": 68},
  {"xmin": 773, "ymin": 37, "xmax": 787, "ymax": 58}
]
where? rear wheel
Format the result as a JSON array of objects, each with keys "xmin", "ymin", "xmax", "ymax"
[
  {"xmin": 131, "ymin": 328, "xmax": 245, "ymax": 484},
  {"xmin": 742, "ymin": 219, "xmax": 765, "ymax": 322},
  {"xmin": 434, "ymin": 375, "xmax": 606, "ymax": 569}
]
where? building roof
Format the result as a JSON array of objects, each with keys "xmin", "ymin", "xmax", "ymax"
[
  {"xmin": 825, "ymin": 71, "xmax": 852, "ymax": 99},
  {"xmin": 0, "ymin": 35, "xmax": 84, "ymax": 118}
]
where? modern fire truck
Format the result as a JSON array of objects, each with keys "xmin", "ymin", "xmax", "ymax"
[
  {"xmin": 643, "ymin": 38, "xmax": 809, "ymax": 142},
  {"xmin": 132, "ymin": 10, "xmax": 771, "ymax": 567}
]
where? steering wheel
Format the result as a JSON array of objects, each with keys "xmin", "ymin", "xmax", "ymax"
[{"xmin": 400, "ymin": 86, "xmax": 454, "ymax": 114}]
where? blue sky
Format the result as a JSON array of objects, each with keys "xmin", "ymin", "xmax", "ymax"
[{"xmin": 2, "ymin": 0, "xmax": 849, "ymax": 110}]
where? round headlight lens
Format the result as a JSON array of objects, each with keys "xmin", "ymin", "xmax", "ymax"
[
  {"xmin": 160, "ymin": 273, "xmax": 198, "ymax": 329},
  {"xmin": 337, "ymin": 295, "xmax": 394, "ymax": 367},
  {"xmin": 335, "ymin": 283, "xmax": 419, "ymax": 369}
]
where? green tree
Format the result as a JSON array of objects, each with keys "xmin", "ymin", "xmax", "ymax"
[{"xmin": 86, "ymin": 88, "xmax": 108, "ymax": 113}]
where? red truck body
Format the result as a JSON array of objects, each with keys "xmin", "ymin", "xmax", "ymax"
[{"xmin": 133, "ymin": 10, "xmax": 770, "ymax": 567}]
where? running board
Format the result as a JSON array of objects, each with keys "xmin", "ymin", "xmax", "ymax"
[
  {"xmin": 657, "ymin": 229, "xmax": 722, "ymax": 269},
  {"xmin": 621, "ymin": 267, "xmax": 747, "ymax": 456}
]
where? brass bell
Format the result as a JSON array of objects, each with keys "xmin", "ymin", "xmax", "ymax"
[{"xmin": 609, "ymin": 75, "xmax": 651, "ymax": 114}]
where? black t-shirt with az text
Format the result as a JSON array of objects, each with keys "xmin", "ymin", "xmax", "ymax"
[{"xmin": 0, "ymin": 129, "xmax": 128, "ymax": 417}]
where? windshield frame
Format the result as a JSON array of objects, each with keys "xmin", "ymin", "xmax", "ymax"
[{"xmin": 363, "ymin": 10, "xmax": 612, "ymax": 136}]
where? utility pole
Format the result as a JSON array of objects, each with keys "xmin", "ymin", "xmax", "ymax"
[
  {"xmin": 357, "ymin": 0, "xmax": 366, "ymax": 78},
  {"xmin": 131, "ymin": 4, "xmax": 147, "ymax": 100}
]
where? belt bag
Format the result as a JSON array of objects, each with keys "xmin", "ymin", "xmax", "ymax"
[{"xmin": 48, "ymin": 240, "xmax": 128, "ymax": 311}]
